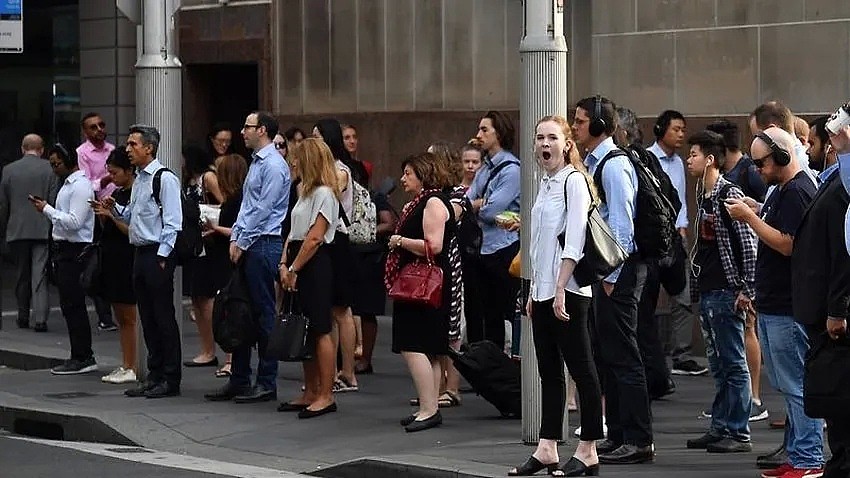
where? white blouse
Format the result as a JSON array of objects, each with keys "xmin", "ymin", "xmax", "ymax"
[
  {"xmin": 529, "ymin": 165, "xmax": 592, "ymax": 300},
  {"xmin": 288, "ymin": 185, "xmax": 339, "ymax": 244}
]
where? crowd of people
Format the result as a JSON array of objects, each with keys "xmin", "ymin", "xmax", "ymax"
[{"xmin": 0, "ymin": 97, "xmax": 849, "ymax": 478}]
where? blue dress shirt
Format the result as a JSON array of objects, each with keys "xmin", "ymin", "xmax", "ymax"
[
  {"xmin": 647, "ymin": 142, "xmax": 688, "ymax": 229},
  {"xmin": 819, "ymin": 162, "xmax": 840, "ymax": 187},
  {"xmin": 465, "ymin": 149, "xmax": 521, "ymax": 255},
  {"xmin": 43, "ymin": 170, "xmax": 95, "ymax": 243},
  {"xmin": 231, "ymin": 143, "xmax": 291, "ymax": 251},
  {"xmin": 117, "ymin": 159, "xmax": 182, "ymax": 257},
  {"xmin": 584, "ymin": 137, "xmax": 637, "ymax": 283}
]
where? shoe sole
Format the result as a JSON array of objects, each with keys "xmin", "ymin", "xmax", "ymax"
[
  {"xmin": 707, "ymin": 447, "xmax": 752, "ymax": 453},
  {"xmin": 52, "ymin": 364, "xmax": 98, "ymax": 375},
  {"xmin": 749, "ymin": 410, "xmax": 769, "ymax": 422},
  {"xmin": 671, "ymin": 369, "xmax": 709, "ymax": 376}
]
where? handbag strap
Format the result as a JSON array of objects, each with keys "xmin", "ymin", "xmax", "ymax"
[
  {"xmin": 423, "ymin": 239, "xmax": 434, "ymax": 264},
  {"xmin": 562, "ymin": 169, "xmax": 595, "ymax": 214}
]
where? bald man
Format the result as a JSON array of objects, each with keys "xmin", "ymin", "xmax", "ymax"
[
  {"xmin": 0, "ymin": 134, "xmax": 58, "ymax": 331},
  {"xmin": 727, "ymin": 127, "xmax": 824, "ymax": 476}
]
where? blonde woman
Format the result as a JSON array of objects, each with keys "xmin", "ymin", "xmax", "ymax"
[
  {"xmin": 509, "ymin": 116, "xmax": 603, "ymax": 477},
  {"xmin": 278, "ymin": 138, "xmax": 341, "ymax": 418}
]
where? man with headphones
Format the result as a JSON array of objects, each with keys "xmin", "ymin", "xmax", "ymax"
[
  {"xmin": 573, "ymin": 96, "xmax": 654, "ymax": 465},
  {"xmin": 30, "ymin": 143, "xmax": 98, "ymax": 375},
  {"xmin": 726, "ymin": 127, "xmax": 823, "ymax": 476}
]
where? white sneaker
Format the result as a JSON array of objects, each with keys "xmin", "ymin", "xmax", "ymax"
[
  {"xmin": 101, "ymin": 367, "xmax": 137, "ymax": 384},
  {"xmin": 574, "ymin": 417, "xmax": 607, "ymax": 438}
]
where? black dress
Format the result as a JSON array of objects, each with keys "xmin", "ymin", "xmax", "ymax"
[
  {"xmin": 206, "ymin": 190, "xmax": 242, "ymax": 289},
  {"xmin": 391, "ymin": 191, "xmax": 456, "ymax": 355},
  {"xmin": 185, "ymin": 178, "xmax": 228, "ymax": 298},
  {"xmin": 100, "ymin": 187, "xmax": 135, "ymax": 305}
]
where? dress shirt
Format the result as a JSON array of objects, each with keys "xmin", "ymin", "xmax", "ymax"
[
  {"xmin": 231, "ymin": 143, "xmax": 291, "ymax": 251},
  {"xmin": 117, "ymin": 159, "xmax": 182, "ymax": 257},
  {"xmin": 529, "ymin": 166, "xmax": 592, "ymax": 300},
  {"xmin": 819, "ymin": 162, "xmax": 839, "ymax": 187},
  {"xmin": 43, "ymin": 170, "xmax": 95, "ymax": 243},
  {"xmin": 584, "ymin": 137, "xmax": 637, "ymax": 283},
  {"xmin": 465, "ymin": 149, "xmax": 521, "ymax": 255},
  {"xmin": 839, "ymin": 152, "xmax": 850, "ymax": 196},
  {"xmin": 77, "ymin": 140, "xmax": 116, "ymax": 200},
  {"xmin": 647, "ymin": 142, "xmax": 688, "ymax": 228}
]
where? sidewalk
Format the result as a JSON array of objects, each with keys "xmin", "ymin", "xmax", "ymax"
[{"xmin": 0, "ymin": 307, "xmax": 789, "ymax": 477}]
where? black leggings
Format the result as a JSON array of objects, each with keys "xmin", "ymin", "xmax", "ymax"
[{"xmin": 532, "ymin": 293, "xmax": 603, "ymax": 441}]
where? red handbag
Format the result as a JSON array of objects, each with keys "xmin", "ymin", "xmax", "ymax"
[{"xmin": 388, "ymin": 241, "xmax": 443, "ymax": 309}]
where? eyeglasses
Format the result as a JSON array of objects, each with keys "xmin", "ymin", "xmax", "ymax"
[
  {"xmin": 87, "ymin": 122, "xmax": 106, "ymax": 130},
  {"xmin": 752, "ymin": 153, "xmax": 772, "ymax": 169},
  {"xmin": 242, "ymin": 124, "xmax": 260, "ymax": 130}
]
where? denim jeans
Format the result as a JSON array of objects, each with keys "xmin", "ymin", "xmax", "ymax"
[
  {"xmin": 759, "ymin": 313, "xmax": 824, "ymax": 469},
  {"xmin": 230, "ymin": 236, "xmax": 282, "ymax": 392},
  {"xmin": 699, "ymin": 290, "xmax": 751, "ymax": 442}
]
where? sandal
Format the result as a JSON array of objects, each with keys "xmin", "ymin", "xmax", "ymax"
[
  {"xmin": 215, "ymin": 361, "xmax": 232, "ymax": 378},
  {"xmin": 438, "ymin": 391, "xmax": 462, "ymax": 408},
  {"xmin": 332, "ymin": 376, "xmax": 359, "ymax": 393}
]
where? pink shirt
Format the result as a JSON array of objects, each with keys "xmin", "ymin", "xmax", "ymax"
[{"xmin": 77, "ymin": 140, "xmax": 116, "ymax": 200}]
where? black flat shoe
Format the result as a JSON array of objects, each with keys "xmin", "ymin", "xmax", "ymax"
[
  {"xmin": 400, "ymin": 414, "xmax": 417, "ymax": 426},
  {"xmin": 508, "ymin": 456, "xmax": 559, "ymax": 476},
  {"xmin": 554, "ymin": 457, "xmax": 599, "ymax": 477},
  {"xmin": 277, "ymin": 402, "xmax": 308, "ymax": 412},
  {"xmin": 298, "ymin": 402, "xmax": 337, "ymax": 419},
  {"xmin": 183, "ymin": 357, "xmax": 219, "ymax": 368},
  {"xmin": 404, "ymin": 411, "xmax": 442, "ymax": 432}
]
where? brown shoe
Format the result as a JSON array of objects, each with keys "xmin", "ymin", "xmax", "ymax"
[{"xmin": 769, "ymin": 417, "xmax": 786, "ymax": 430}]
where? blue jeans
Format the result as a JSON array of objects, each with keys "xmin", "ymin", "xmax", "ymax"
[
  {"xmin": 230, "ymin": 236, "xmax": 282, "ymax": 392},
  {"xmin": 759, "ymin": 313, "xmax": 824, "ymax": 469},
  {"xmin": 699, "ymin": 290, "xmax": 751, "ymax": 442}
]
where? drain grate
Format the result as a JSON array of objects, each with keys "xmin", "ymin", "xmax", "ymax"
[
  {"xmin": 43, "ymin": 392, "xmax": 98, "ymax": 399},
  {"xmin": 105, "ymin": 447, "xmax": 154, "ymax": 454}
]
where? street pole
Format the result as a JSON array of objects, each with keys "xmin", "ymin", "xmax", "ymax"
[
  {"xmin": 122, "ymin": 0, "xmax": 184, "ymax": 380},
  {"xmin": 519, "ymin": 0, "xmax": 569, "ymax": 445}
]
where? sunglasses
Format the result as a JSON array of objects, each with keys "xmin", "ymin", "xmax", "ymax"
[
  {"xmin": 87, "ymin": 122, "xmax": 106, "ymax": 130},
  {"xmin": 751, "ymin": 153, "xmax": 772, "ymax": 169}
]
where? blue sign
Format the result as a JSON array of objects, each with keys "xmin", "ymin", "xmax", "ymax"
[
  {"xmin": 0, "ymin": 0, "xmax": 21, "ymax": 53},
  {"xmin": 0, "ymin": 0, "xmax": 21, "ymax": 19}
]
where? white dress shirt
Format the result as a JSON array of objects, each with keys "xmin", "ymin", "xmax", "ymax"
[
  {"xmin": 529, "ymin": 166, "xmax": 593, "ymax": 300},
  {"xmin": 647, "ymin": 142, "xmax": 688, "ymax": 229},
  {"xmin": 43, "ymin": 170, "xmax": 95, "ymax": 243}
]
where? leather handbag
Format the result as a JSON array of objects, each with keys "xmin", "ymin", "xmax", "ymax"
[
  {"xmin": 265, "ymin": 295, "xmax": 311, "ymax": 362},
  {"xmin": 388, "ymin": 241, "xmax": 444, "ymax": 308},
  {"xmin": 559, "ymin": 171, "xmax": 629, "ymax": 287},
  {"xmin": 804, "ymin": 333, "xmax": 850, "ymax": 419}
]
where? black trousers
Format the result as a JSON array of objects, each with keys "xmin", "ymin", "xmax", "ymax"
[
  {"xmin": 637, "ymin": 261, "xmax": 673, "ymax": 396},
  {"xmin": 55, "ymin": 241, "xmax": 93, "ymax": 361},
  {"xmin": 592, "ymin": 255, "xmax": 652, "ymax": 447},
  {"xmin": 464, "ymin": 241, "xmax": 520, "ymax": 348},
  {"xmin": 134, "ymin": 247, "xmax": 181, "ymax": 387},
  {"xmin": 532, "ymin": 293, "xmax": 603, "ymax": 441}
]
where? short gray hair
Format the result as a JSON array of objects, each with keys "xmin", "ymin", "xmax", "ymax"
[
  {"xmin": 129, "ymin": 124, "xmax": 161, "ymax": 156},
  {"xmin": 615, "ymin": 107, "xmax": 642, "ymax": 147}
]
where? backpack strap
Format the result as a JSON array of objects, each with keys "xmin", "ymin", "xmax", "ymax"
[
  {"xmin": 717, "ymin": 183, "xmax": 744, "ymax": 276},
  {"xmin": 151, "ymin": 167, "xmax": 176, "ymax": 209},
  {"xmin": 591, "ymin": 149, "xmax": 628, "ymax": 204},
  {"xmin": 480, "ymin": 159, "xmax": 519, "ymax": 199}
]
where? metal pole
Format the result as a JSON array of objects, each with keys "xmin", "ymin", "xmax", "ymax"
[
  {"xmin": 519, "ymin": 0, "xmax": 569, "ymax": 445},
  {"xmin": 132, "ymin": 0, "xmax": 184, "ymax": 381}
]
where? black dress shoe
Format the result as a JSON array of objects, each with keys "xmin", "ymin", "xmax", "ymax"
[
  {"xmin": 183, "ymin": 357, "xmax": 219, "ymax": 368},
  {"xmin": 650, "ymin": 377, "xmax": 676, "ymax": 400},
  {"xmin": 125, "ymin": 381, "xmax": 158, "ymax": 397},
  {"xmin": 598, "ymin": 444, "xmax": 654, "ymax": 464},
  {"xmin": 404, "ymin": 411, "xmax": 442, "ymax": 432},
  {"xmin": 204, "ymin": 383, "xmax": 251, "ymax": 402},
  {"xmin": 33, "ymin": 322, "xmax": 48, "ymax": 333},
  {"xmin": 706, "ymin": 438, "xmax": 752, "ymax": 453},
  {"xmin": 507, "ymin": 456, "xmax": 559, "ymax": 476},
  {"xmin": 756, "ymin": 443, "xmax": 787, "ymax": 469},
  {"xmin": 595, "ymin": 438, "xmax": 621, "ymax": 455},
  {"xmin": 558, "ymin": 457, "xmax": 600, "ymax": 477},
  {"xmin": 400, "ymin": 414, "xmax": 418, "ymax": 426},
  {"xmin": 277, "ymin": 402, "xmax": 309, "ymax": 412},
  {"xmin": 144, "ymin": 383, "xmax": 180, "ymax": 399},
  {"xmin": 686, "ymin": 432, "xmax": 724, "ymax": 449},
  {"xmin": 298, "ymin": 402, "xmax": 337, "ymax": 419},
  {"xmin": 233, "ymin": 386, "xmax": 276, "ymax": 404}
]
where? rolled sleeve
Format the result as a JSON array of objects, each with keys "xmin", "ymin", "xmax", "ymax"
[
  {"xmin": 157, "ymin": 170, "xmax": 183, "ymax": 257},
  {"xmin": 560, "ymin": 172, "xmax": 589, "ymax": 263},
  {"xmin": 600, "ymin": 156, "xmax": 636, "ymax": 283}
]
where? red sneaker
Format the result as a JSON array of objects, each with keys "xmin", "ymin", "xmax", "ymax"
[
  {"xmin": 761, "ymin": 464, "xmax": 793, "ymax": 478},
  {"xmin": 779, "ymin": 468, "xmax": 824, "ymax": 478}
]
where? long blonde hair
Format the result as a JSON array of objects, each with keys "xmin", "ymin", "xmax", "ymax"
[
  {"xmin": 290, "ymin": 138, "xmax": 341, "ymax": 199},
  {"xmin": 536, "ymin": 115, "xmax": 599, "ymax": 205}
]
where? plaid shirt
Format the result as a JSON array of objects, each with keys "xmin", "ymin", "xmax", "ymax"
[{"xmin": 696, "ymin": 177, "xmax": 758, "ymax": 299}]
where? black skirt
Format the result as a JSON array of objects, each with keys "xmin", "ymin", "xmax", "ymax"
[
  {"xmin": 286, "ymin": 241, "xmax": 333, "ymax": 338},
  {"xmin": 329, "ymin": 232, "xmax": 354, "ymax": 308},
  {"xmin": 350, "ymin": 243, "xmax": 388, "ymax": 316}
]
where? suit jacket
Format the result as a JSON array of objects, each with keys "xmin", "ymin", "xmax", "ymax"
[
  {"xmin": 792, "ymin": 172, "xmax": 850, "ymax": 325},
  {"xmin": 0, "ymin": 154, "xmax": 58, "ymax": 242}
]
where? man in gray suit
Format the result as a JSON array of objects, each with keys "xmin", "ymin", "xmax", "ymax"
[{"xmin": 0, "ymin": 134, "xmax": 58, "ymax": 331}]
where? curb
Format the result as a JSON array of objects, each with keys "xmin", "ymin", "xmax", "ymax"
[
  {"xmin": 0, "ymin": 349, "xmax": 64, "ymax": 371},
  {"xmin": 0, "ymin": 405, "xmax": 138, "ymax": 446},
  {"xmin": 309, "ymin": 456, "xmax": 504, "ymax": 478}
]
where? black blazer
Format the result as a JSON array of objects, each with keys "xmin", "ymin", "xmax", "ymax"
[{"xmin": 791, "ymin": 173, "xmax": 850, "ymax": 326}]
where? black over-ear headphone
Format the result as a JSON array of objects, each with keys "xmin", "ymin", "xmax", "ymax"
[
  {"xmin": 653, "ymin": 112, "xmax": 669, "ymax": 139},
  {"xmin": 589, "ymin": 95, "xmax": 606, "ymax": 137},
  {"xmin": 755, "ymin": 131, "xmax": 791, "ymax": 166}
]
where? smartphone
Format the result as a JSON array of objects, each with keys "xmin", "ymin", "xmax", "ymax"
[
  {"xmin": 28, "ymin": 195, "xmax": 43, "ymax": 202},
  {"xmin": 87, "ymin": 199, "xmax": 99, "ymax": 206}
]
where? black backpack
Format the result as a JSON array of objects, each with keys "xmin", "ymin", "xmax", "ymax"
[
  {"xmin": 632, "ymin": 144, "xmax": 683, "ymax": 215},
  {"xmin": 212, "ymin": 266, "xmax": 257, "ymax": 353},
  {"xmin": 593, "ymin": 148, "xmax": 677, "ymax": 260},
  {"xmin": 152, "ymin": 168, "xmax": 203, "ymax": 265},
  {"xmin": 456, "ymin": 159, "xmax": 520, "ymax": 257}
]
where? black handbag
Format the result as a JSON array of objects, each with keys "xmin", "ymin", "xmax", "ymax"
[
  {"xmin": 804, "ymin": 333, "xmax": 850, "ymax": 419},
  {"xmin": 265, "ymin": 295, "xmax": 312, "ymax": 362},
  {"xmin": 558, "ymin": 171, "xmax": 629, "ymax": 287}
]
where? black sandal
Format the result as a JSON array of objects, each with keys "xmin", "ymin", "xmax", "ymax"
[{"xmin": 508, "ymin": 456, "xmax": 559, "ymax": 476}]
